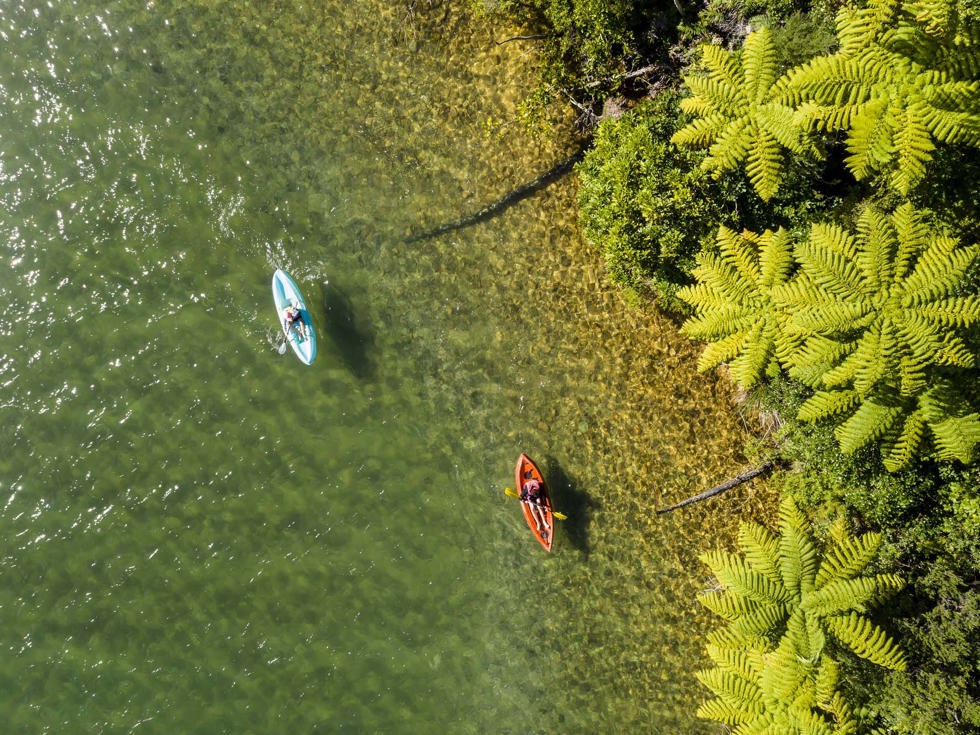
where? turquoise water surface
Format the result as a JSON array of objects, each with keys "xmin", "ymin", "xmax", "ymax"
[{"xmin": 0, "ymin": 2, "xmax": 767, "ymax": 732}]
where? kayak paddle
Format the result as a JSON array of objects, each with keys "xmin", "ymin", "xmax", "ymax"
[{"xmin": 504, "ymin": 487, "xmax": 567, "ymax": 520}]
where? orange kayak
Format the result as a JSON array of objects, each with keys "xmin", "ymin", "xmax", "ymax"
[{"xmin": 515, "ymin": 453, "xmax": 554, "ymax": 552}]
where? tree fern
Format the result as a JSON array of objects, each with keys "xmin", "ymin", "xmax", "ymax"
[
  {"xmin": 781, "ymin": 0, "xmax": 980, "ymax": 193},
  {"xmin": 777, "ymin": 203, "xmax": 980, "ymax": 401},
  {"xmin": 802, "ymin": 379, "xmax": 980, "ymax": 470},
  {"xmin": 695, "ymin": 494, "xmax": 906, "ymax": 732},
  {"xmin": 680, "ymin": 226, "xmax": 796, "ymax": 389},
  {"xmin": 672, "ymin": 27, "xmax": 819, "ymax": 200}
]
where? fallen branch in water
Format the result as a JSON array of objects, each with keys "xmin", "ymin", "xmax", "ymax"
[
  {"xmin": 405, "ymin": 147, "xmax": 586, "ymax": 242},
  {"xmin": 495, "ymin": 34, "xmax": 546, "ymax": 45},
  {"xmin": 656, "ymin": 461, "xmax": 779, "ymax": 514}
]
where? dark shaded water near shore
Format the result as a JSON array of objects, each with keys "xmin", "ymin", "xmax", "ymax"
[{"xmin": 0, "ymin": 2, "xmax": 771, "ymax": 732}]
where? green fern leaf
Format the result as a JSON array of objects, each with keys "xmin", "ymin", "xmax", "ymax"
[
  {"xmin": 739, "ymin": 521, "xmax": 782, "ymax": 582},
  {"xmin": 883, "ymin": 404, "xmax": 929, "ymax": 471},
  {"xmin": 698, "ymin": 588, "xmax": 756, "ymax": 621},
  {"xmin": 929, "ymin": 411, "xmax": 980, "ymax": 464},
  {"xmin": 802, "ymin": 574, "xmax": 905, "ymax": 616},
  {"xmin": 823, "ymin": 612, "xmax": 908, "ymax": 670},
  {"xmin": 732, "ymin": 603, "xmax": 792, "ymax": 637},
  {"xmin": 815, "ymin": 531, "xmax": 883, "ymax": 588},
  {"xmin": 674, "ymin": 30, "xmax": 819, "ymax": 199},
  {"xmin": 696, "ymin": 695, "xmax": 759, "ymax": 725},
  {"xmin": 833, "ymin": 396, "xmax": 904, "ymax": 454},
  {"xmin": 706, "ymin": 641, "xmax": 767, "ymax": 680},
  {"xmin": 797, "ymin": 389, "xmax": 862, "ymax": 422},
  {"xmin": 778, "ymin": 495, "xmax": 819, "ymax": 598}
]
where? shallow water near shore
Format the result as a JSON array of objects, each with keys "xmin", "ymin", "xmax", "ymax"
[{"xmin": 0, "ymin": 2, "xmax": 773, "ymax": 732}]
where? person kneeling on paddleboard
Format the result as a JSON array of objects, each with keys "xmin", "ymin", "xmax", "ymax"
[
  {"xmin": 283, "ymin": 302, "xmax": 308, "ymax": 341},
  {"xmin": 520, "ymin": 473, "xmax": 550, "ymax": 535}
]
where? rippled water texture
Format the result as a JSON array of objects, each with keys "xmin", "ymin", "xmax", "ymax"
[{"xmin": 0, "ymin": 2, "xmax": 773, "ymax": 733}]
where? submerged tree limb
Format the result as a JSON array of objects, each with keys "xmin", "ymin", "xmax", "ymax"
[
  {"xmin": 495, "ymin": 34, "xmax": 547, "ymax": 45},
  {"xmin": 405, "ymin": 147, "xmax": 586, "ymax": 242},
  {"xmin": 656, "ymin": 460, "xmax": 779, "ymax": 514}
]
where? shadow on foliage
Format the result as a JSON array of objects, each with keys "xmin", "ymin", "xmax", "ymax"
[
  {"xmin": 319, "ymin": 281, "xmax": 375, "ymax": 380},
  {"xmin": 544, "ymin": 455, "xmax": 596, "ymax": 558}
]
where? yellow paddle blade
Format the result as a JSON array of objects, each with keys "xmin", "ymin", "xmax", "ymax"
[{"xmin": 503, "ymin": 487, "xmax": 567, "ymax": 520}]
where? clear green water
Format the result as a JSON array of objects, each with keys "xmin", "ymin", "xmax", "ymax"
[{"xmin": 0, "ymin": 2, "xmax": 773, "ymax": 733}]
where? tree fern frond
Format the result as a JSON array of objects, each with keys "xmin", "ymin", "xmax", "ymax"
[
  {"xmin": 706, "ymin": 640, "xmax": 767, "ymax": 680},
  {"xmin": 696, "ymin": 694, "xmax": 760, "ymax": 726},
  {"xmin": 833, "ymin": 395, "xmax": 905, "ymax": 454},
  {"xmin": 891, "ymin": 201, "xmax": 932, "ymax": 276},
  {"xmin": 680, "ymin": 303, "xmax": 746, "ymax": 339},
  {"xmin": 891, "ymin": 103, "xmax": 936, "ymax": 193},
  {"xmin": 702, "ymin": 549, "xmax": 795, "ymax": 606},
  {"xmin": 759, "ymin": 228, "xmax": 796, "ymax": 288},
  {"xmin": 743, "ymin": 27, "xmax": 779, "ymax": 103},
  {"xmin": 815, "ymin": 532, "xmax": 883, "ymax": 588},
  {"xmin": 696, "ymin": 667, "xmax": 766, "ymax": 714},
  {"xmin": 706, "ymin": 626, "xmax": 772, "ymax": 655},
  {"xmin": 701, "ymin": 42, "xmax": 746, "ymax": 91},
  {"xmin": 732, "ymin": 603, "xmax": 792, "ymax": 637},
  {"xmin": 820, "ymin": 329, "xmax": 887, "ymax": 393},
  {"xmin": 745, "ymin": 130, "xmax": 785, "ymax": 201},
  {"xmin": 739, "ymin": 521, "xmax": 782, "ymax": 582},
  {"xmin": 883, "ymin": 407, "xmax": 929, "ymax": 471},
  {"xmin": 929, "ymin": 411, "xmax": 980, "ymax": 464},
  {"xmin": 672, "ymin": 109, "xmax": 731, "ymax": 146},
  {"xmin": 797, "ymin": 389, "xmax": 863, "ymax": 422},
  {"xmin": 778, "ymin": 495, "xmax": 819, "ymax": 598},
  {"xmin": 696, "ymin": 332, "xmax": 751, "ymax": 374},
  {"xmin": 823, "ymin": 612, "xmax": 908, "ymax": 670},
  {"xmin": 698, "ymin": 588, "xmax": 758, "ymax": 621},
  {"xmin": 704, "ymin": 118, "xmax": 754, "ymax": 174},
  {"xmin": 844, "ymin": 99, "xmax": 896, "ymax": 181},
  {"xmin": 758, "ymin": 102, "xmax": 820, "ymax": 156},
  {"xmin": 719, "ymin": 227, "xmax": 762, "ymax": 284},
  {"xmin": 802, "ymin": 574, "xmax": 906, "ymax": 617},
  {"xmin": 783, "ymin": 335, "xmax": 856, "ymax": 388},
  {"xmin": 721, "ymin": 558, "xmax": 797, "ymax": 606},
  {"xmin": 916, "ymin": 296, "xmax": 980, "ymax": 330},
  {"xmin": 729, "ymin": 324, "xmax": 778, "ymax": 388}
]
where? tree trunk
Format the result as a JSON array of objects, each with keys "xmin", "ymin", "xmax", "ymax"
[{"xmin": 656, "ymin": 461, "xmax": 777, "ymax": 514}]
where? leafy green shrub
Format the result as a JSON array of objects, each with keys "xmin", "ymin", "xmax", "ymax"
[{"xmin": 576, "ymin": 92, "xmax": 726, "ymax": 311}]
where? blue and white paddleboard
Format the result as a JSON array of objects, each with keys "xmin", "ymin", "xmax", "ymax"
[{"xmin": 272, "ymin": 269, "xmax": 317, "ymax": 365}]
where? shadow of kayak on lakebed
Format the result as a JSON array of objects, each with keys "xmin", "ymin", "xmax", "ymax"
[
  {"xmin": 319, "ymin": 281, "xmax": 376, "ymax": 380},
  {"xmin": 544, "ymin": 455, "xmax": 595, "ymax": 559}
]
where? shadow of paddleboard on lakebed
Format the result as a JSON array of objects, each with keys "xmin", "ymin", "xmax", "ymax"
[
  {"xmin": 544, "ymin": 455, "xmax": 595, "ymax": 558},
  {"xmin": 320, "ymin": 281, "xmax": 376, "ymax": 379}
]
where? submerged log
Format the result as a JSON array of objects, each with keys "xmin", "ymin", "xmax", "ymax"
[
  {"xmin": 405, "ymin": 147, "xmax": 586, "ymax": 242},
  {"xmin": 656, "ymin": 461, "xmax": 777, "ymax": 514}
]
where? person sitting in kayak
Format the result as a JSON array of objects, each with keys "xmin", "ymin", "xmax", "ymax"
[
  {"xmin": 283, "ymin": 302, "xmax": 308, "ymax": 340},
  {"xmin": 520, "ymin": 472, "xmax": 550, "ymax": 535}
]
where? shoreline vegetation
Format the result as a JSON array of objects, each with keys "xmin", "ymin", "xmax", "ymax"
[{"xmin": 469, "ymin": 0, "xmax": 980, "ymax": 731}]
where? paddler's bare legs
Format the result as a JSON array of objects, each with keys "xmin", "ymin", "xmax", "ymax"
[{"xmin": 527, "ymin": 504, "xmax": 551, "ymax": 533}]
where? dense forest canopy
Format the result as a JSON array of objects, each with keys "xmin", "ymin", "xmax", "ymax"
[{"xmin": 480, "ymin": 0, "xmax": 980, "ymax": 730}]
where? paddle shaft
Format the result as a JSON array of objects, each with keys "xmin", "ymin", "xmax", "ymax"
[{"xmin": 504, "ymin": 487, "xmax": 567, "ymax": 520}]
